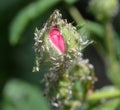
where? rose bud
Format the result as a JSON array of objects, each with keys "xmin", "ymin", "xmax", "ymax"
[
  {"xmin": 33, "ymin": 10, "xmax": 84, "ymax": 72},
  {"xmin": 33, "ymin": 10, "xmax": 95, "ymax": 109}
]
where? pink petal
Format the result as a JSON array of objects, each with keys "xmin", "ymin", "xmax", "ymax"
[{"xmin": 49, "ymin": 26, "xmax": 66, "ymax": 53}]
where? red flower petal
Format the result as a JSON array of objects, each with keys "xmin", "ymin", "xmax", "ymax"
[{"xmin": 49, "ymin": 26, "xmax": 66, "ymax": 53}]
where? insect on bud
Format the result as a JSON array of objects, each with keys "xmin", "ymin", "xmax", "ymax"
[{"xmin": 33, "ymin": 10, "xmax": 95, "ymax": 110}]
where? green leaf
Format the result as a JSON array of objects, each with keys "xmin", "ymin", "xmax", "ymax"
[
  {"xmin": 9, "ymin": 0, "xmax": 60, "ymax": 45},
  {"xmin": 87, "ymin": 21, "xmax": 104, "ymax": 38},
  {"xmin": 2, "ymin": 79, "xmax": 51, "ymax": 110}
]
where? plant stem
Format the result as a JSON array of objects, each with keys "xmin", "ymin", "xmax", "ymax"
[
  {"xmin": 87, "ymin": 89, "xmax": 120, "ymax": 101},
  {"xmin": 68, "ymin": 6, "xmax": 85, "ymax": 25},
  {"xmin": 67, "ymin": 3, "xmax": 120, "ymax": 105},
  {"xmin": 104, "ymin": 22, "xmax": 120, "ymax": 87},
  {"xmin": 104, "ymin": 22, "xmax": 116, "ymax": 60}
]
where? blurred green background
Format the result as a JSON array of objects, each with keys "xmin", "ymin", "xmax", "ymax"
[{"xmin": 0, "ymin": 0, "xmax": 120, "ymax": 110}]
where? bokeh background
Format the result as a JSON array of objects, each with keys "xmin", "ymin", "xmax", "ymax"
[{"xmin": 0, "ymin": 0, "xmax": 120, "ymax": 110}]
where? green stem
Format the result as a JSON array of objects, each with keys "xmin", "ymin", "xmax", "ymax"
[
  {"xmin": 68, "ymin": 6, "xmax": 85, "ymax": 24},
  {"xmin": 104, "ymin": 22, "xmax": 120, "ymax": 87},
  {"xmin": 104, "ymin": 22, "xmax": 116, "ymax": 61},
  {"xmin": 87, "ymin": 89, "xmax": 120, "ymax": 101}
]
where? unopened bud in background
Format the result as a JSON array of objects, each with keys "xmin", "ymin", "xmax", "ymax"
[{"xmin": 89, "ymin": 0, "xmax": 119, "ymax": 22}]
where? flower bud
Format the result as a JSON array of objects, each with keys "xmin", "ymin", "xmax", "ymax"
[
  {"xmin": 89, "ymin": 0, "xmax": 119, "ymax": 22},
  {"xmin": 33, "ymin": 10, "xmax": 95, "ymax": 109},
  {"xmin": 33, "ymin": 10, "xmax": 84, "ymax": 72},
  {"xmin": 48, "ymin": 25, "xmax": 66, "ymax": 53}
]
